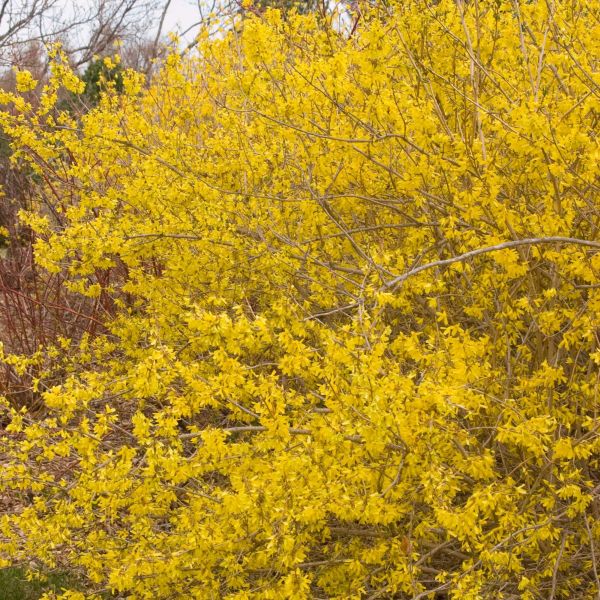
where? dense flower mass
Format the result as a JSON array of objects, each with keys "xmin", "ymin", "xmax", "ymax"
[{"xmin": 0, "ymin": 1, "xmax": 599, "ymax": 598}]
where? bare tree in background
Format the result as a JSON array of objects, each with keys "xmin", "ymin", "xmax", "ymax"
[{"xmin": 0, "ymin": 0, "xmax": 185, "ymax": 70}]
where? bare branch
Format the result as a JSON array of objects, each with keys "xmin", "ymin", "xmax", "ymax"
[{"xmin": 384, "ymin": 237, "xmax": 600, "ymax": 289}]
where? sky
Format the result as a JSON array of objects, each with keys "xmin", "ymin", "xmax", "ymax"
[{"xmin": 162, "ymin": 0, "xmax": 204, "ymax": 38}]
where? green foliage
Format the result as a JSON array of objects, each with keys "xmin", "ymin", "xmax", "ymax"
[
  {"xmin": 0, "ymin": 568, "xmax": 75, "ymax": 600},
  {"xmin": 80, "ymin": 57, "xmax": 124, "ymax": 105}
]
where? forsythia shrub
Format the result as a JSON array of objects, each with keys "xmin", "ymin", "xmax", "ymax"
[{"xmin": 1, "ymin": 1, "xmax": 600, "ymax": 598}]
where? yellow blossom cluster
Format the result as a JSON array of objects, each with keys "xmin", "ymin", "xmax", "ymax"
[{"xmin": 0, "ymin": 1, "xmax": 599, "ymax": 598}]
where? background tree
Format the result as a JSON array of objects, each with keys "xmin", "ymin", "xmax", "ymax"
[{"xmin": 0, "ymin": 0, "xmax": 172, "ymax": 69}]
